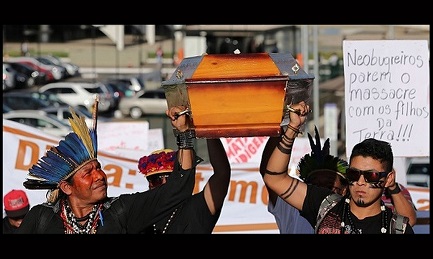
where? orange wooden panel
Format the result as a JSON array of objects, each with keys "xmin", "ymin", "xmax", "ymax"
[{"xmin": 187, "ymin": 81, "xmax": 286, "ymax": 138}]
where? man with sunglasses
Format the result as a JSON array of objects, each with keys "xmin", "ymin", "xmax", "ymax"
[
  {"xmin": 262, "ymin": 101, "xmax": 414, "ymax": 234},
  {"xmin": 138, "ymin": 107, "xmax": 231, "ymax": 234}
]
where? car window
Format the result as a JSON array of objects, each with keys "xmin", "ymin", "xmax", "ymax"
[
  {"xmin": 9, "ymin": 118, "xmax": 36, "ymax": 127},
  {"xmin": 142, "ymin": 91, "xmax": 164, "ymax": 99},
  {"xmin": 407, "ymin": 163, "xmax": 429, "ymax": 175},
  {"xmin": 34, "ymin": 92, "xmax": 67, "ymax": 106},
  {"xmin": 35, "ymin": 118, "xmax": 53, "ymax": 128},
  {"xmin": 59, "ymin": 87, "xmax": 76, "ymax": 94},
  {"xmin": 84, "ymin": 86, "xmax": 104, "ymax": 94},
  {"xmin": 3, "ymin": 96, "xmax": 48, "ymax": 110}
]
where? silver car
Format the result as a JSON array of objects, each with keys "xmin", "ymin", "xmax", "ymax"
[
  {"xmin": 39, "ymin": 82, "xmax": 114, "ymax": 113},
  {"xmin": 118, "ymin": 89, "xmax": 167, "ymax": 119}
]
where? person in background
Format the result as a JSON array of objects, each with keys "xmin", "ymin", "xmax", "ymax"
[
  {"xmin": 138, "ymin": 110, "xmax": 231, "ymax": 233},
  {"xmin": 17, "ymin": 101, "xmax": 199, "ymax": 234},
  {"xmin": 261, "ymin": 100, "xmax": 413, "ymax": 234},
  {"xmin": 3, "ymin": 189, "xmax": 30, "ymax": 234},
  {"xmin": 156, "ymin": 45, "xmax": 164, "ymax": 70}
]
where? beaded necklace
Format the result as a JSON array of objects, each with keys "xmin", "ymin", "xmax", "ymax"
[
  {"xmin": 153, "ymin": 208, "xmax": 178, "ymax": 234},
  {"xmin": 61, "ymin": 200, "xmax": 102, "ymax": 234},
  {"xmin": 340, "ymin": 197, "xmax": 387, "ymax": 234}
]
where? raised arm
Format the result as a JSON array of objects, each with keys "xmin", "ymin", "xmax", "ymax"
[
  {"xmin": 166, "ymin": 106, "xmax": 194, "ymax": 170},
  {"xmin": 263, "ymin": 101, "xmax": 310, "ymax": 211},
  {"xmin": 260, "ymin": 136, "xmax": 282, "ymax": 207},
  {"xmin": 204, "ymin": 138, "xmax": 231, "ymax": 215}
]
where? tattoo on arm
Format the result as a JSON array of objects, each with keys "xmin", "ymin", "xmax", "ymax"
[
  {"xmin": 281, "ymin": 179, "xmax": 299, "ymax": 200},
  {"xmin": 263, "ymin": 169, "xmax": 287, "ymax": 175}
]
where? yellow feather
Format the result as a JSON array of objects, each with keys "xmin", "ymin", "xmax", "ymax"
[{"xmin": 68, "ymin": 106, "xmax": 95, "ymax": 158}]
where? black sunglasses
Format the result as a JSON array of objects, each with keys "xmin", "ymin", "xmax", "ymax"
[
  {"xmin": 345, "ymin": 168, "xmax": 389, "ymax": 183},
  {"xmin": 147, "ymin": 174, "xmax": 170, "ymax": 185}
]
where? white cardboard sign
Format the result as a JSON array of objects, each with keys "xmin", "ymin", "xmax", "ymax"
[{"xmin": 343, "ymin": 40, "xmax": 429, "ymax": 157}]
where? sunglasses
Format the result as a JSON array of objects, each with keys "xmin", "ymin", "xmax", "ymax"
[
  {"xmin": 345, "ymin": 168, "xmax": 389, "ymax": 183},
  {"xmin": 147, "ymin": 174, "xmax": 170, "ymax": 186}
]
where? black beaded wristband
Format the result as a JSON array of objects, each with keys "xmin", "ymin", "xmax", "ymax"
[
  {"xmin": 176, "ymin": 130, "xmax": 195, "ymax": 149},
  {"xmin": 388, "ymin": 184, "xmax": 401, "ymax": 195}
]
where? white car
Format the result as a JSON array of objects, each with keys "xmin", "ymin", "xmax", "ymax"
[
  {"xmin": 38, "ymin": 82, "xmax": 114, "ymax": 113},
  {"xmin": 117, "ymin": 89, "xmax": 167, "ymax": 119},
  {"xmin": 3, "ymin": 110, "xmax": 72, "ymax": 137}
]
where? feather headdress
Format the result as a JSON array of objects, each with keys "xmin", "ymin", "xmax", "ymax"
[
  {"xmin": 297, "ymin": 126, "xmax": 348, "ymax": 182},
  {"xmin": 23, "ymin": 98, "xmax": 99, "ymax": 191}
]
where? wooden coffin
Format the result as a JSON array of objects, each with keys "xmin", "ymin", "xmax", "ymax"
[{"xmin": 162, "ymin": 52, "xmax": 314, "ymax": 138}]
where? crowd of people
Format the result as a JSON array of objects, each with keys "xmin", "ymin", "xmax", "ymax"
[{"xmin": 4, "ymin": 89, "xmax": 418, "ymax": 234}]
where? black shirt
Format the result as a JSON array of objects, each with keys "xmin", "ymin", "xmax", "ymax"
[
  {"xmin": 300, "ymin": 184, "xmax": 414, "ymax": 234},
  {"xmin": 144, "ymin": 190, "xmax": 222, "ymax": 234},
  {"xmin": 16, "ymin": 153, "xmax": 201, "ymax": 234}
]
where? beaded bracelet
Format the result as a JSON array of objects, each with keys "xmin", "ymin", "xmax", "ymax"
[{"xmin": 176, "ymin": 130, "xmax": 195, "ymax": 149}]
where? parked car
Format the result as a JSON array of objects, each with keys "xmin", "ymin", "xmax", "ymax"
[
  {"xmin": 38, "ymin": 82, "xmax": 114, "ymax": 113},
  {"xmin": 4, "ymin": 61, "xmax": 48, "ymax": 85},
  {"xmin": 106, "ymin": 76, "xmax": 145, "ymax": 93},
  {"xmin": 104, "ymin": 80, "xmax": 135, "ymax": 98},
  {"xmin": 38, "ymin": 55, "xmax": 80, "ymax": 77},
  {"xmin": 34, "ymin": 56, "xmax": 68, "ymax": 78},
  {"xmin": 4, "ymin": 91, "xmax": 52, "ymax": 110},
  {"xmin": 406, "ymin": 158, "xmax": 430, "ymax": 187},
  {"xmin": 3, "ymin": 91, "xmax": 68, "ymax": 111},
  {"xmin": 3, "ymin": 63, "xmax": 32, "ymax": 89},
  {"xmin": 6, "ymin": 56, "xmax": 63, "ymax": 82},
  {"xmin": 41, "ymin": 105, "xmax": 108, "ymax": 127},
  {"xmin": 3, "ymin": 110, "xmax": 72, "ymax": 137},
  {"xmin": 27, "ymin": 91, "xmax": 70, "ymax": 107},
  {"xmin": 117, "ymin": 88, "xmax": 167, "ymax": 119},
  {"xmin": 3, "ymin": 64, "xmax": 15, "ymax": 91}
]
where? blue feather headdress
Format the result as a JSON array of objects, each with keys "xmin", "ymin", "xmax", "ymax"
[
  {"xmin": 297, "ymin": 126, "xmax": 348, "ymax": 182},
  {"xmin": 23, "ymin": 98, "xmax": 99, "ymax": 191}
]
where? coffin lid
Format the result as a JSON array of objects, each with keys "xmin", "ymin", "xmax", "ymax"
[{"xmin": 161, "ymin": 52, "xmax": 314, "ymax": 87}]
